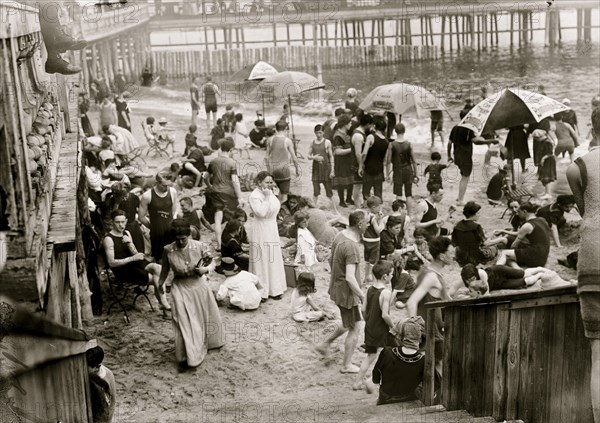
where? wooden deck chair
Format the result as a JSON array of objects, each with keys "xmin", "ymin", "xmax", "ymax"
[
  {"xmin": 501, "ymin": 181, "xmax": 534, "ymax": 219},
  {"xmin": 141, "ymin": 121, "xmax": 170, "ymax": 158},
  {"xmin": 100, "ymin": 247, "xmax": 154, "ymax": 324},
  {"xmin": 121, "ymin": 144, "xmax": 147, "ymax": 167}
]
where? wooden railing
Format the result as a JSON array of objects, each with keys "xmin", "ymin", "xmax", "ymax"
[
  {"xmin": 423, "ymin": 286, "xmax": 593, "ymax": 423},
  {"xmin": 76, "ymin": 1, "xmax": 151, "ymax": 42}
]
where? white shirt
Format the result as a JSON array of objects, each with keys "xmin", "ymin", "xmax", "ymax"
[
  {"xmin": 295, "ymin": 227, "xmax": 318, "ymax": 266},
  {"xmin": 216, "ymin": 271, "xmax": 263, "ymax": 310}
]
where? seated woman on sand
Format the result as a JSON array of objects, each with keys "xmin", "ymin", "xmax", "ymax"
[{"xmin": 451, "ymin": 201, "xmax": 508, "ymax": 267}]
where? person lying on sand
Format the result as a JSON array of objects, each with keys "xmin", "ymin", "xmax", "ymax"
[{"xmin": 454, "ymin": 264, "xmax": 575, "ymax": 300}]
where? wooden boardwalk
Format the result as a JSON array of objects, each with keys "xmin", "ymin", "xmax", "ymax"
[{"xmin": 47, "ymin": 136, "xmax": 79, "ymax": 253}]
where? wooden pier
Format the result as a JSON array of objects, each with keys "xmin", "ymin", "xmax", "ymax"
[{"xmin": 69, "ymin": 0, "xmax": 600, "ymax": 84}]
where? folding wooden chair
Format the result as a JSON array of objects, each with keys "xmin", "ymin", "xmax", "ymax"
[
  {"xmin": 141, "ymin": 121, "xmax": 170, "ymax": 158},
  {"xmin": 100, "ymin": 248, "xmax": 154, "ymax": 324},
  {"xmin": 501, "ymin": 182, "xmax": 535, "ymax": 219},
  {"xmin": 122, "ymin": 145, "xmax": 147, "ymax": 167}
]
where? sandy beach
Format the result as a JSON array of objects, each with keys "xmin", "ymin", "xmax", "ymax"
[{"xmin": 86, "ymin": 86, "xmax": 581, "ymax": 422}]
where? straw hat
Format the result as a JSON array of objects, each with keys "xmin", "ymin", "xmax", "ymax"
[{"xmin": 221, "ymin": 257, "xmax": 241, "ymax": 276}]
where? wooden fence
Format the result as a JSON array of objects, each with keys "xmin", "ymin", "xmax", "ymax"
[
  {"xmin": 422, "ymin": 286, "xmax": 593, "ymax": 423},
  {"xmin": 150, "ymin": 44, "xmax": 438, "ymax": 79}
]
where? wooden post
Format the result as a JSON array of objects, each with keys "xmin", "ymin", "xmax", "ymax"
[
  {"xmin": 455, "ymin": 16, "xmax": 460, "ymax": 50},
  {"xmin": 395, "ymin": 18, "xmax": 400, "ymax": 45},
  {"xmin": 483, "ymin": 14, "xmax": 487, "ymax": 51},
  {"xmin": 81, "ymin": 49, "xmax": 89, "ymax": 90},
  {"xmin": 344, "ymin": 20, "xmax": 349, "ymax": 46},
  {"xmin": 423, "ymin": 308, "xmax": 437, "ymax": 405},
  {"xmin": 272, "ymin": 23, "xmax": 277, "ymax": 47},
  {"xmin": 470, "ymin": 15, "xmax": 475, "ymax": 49},
  {"xmin": 111, "ymin": 38, "xmax": 120, "ymax": 75},
  {"xmin": 584, "ymin": 8, "xmax": 591, "ymax": 42},
  {"xmin": 99, "ymin": 42, "xmax": 110, "ymax": 84},
  {"xmin": 523, "ymin": 12, "xmax": 529, "ymax": 45},
  {"xmin": 576, "ymin": 9, "xmax": 582, "ymax": 43},
  {"xmin": 510, "ymin": 12, "xmax": 514, "ymax": 48},
  {"xmin": 126, "ymin": 36, "xmax": 134, "ymax": 78},
  {"xmin": 119, "ymin": 37, "xmax": 130, "ymax": 80},
  {"xmin": 518, "ymin": 12, "xmax": 522, "ymax": 48},
  {"xmin": 428, "ymin": 16, "xmax": 434, "ymax": 46},
  {"xmin": 90, "ymin": 43, "xmax": 98, "ymax": 79},
  {"xmin": 301, "ymin": 23, "xmax": 306, "ymax": 46},
  {"xmin": 324, "ymin": 21, "xmax": 329, "ymax": 47},
  {"xmin": 449, "ymin": 15, "xmax": 453, "ymax": 53},
  {"xmin": 494, "ymin": 13, "xmax": 499, "ymax": 46},
  {"xmin": 286, "ymin": 23, "xmax": 291, "ymax": 46},
  {"xmin": 476, "ymin": 15, "xmax": 481, "ymax": 53},
  {"xmin": 530, "ymin": 12, "xmax": 534, "ymax": 42},
  {"xmin": 420, "ymin": 16, "xmax": 424, "ymax": 46},
  {"xmin": 241, "ymin": 26, "xmax": 246, "ymax": 49}
]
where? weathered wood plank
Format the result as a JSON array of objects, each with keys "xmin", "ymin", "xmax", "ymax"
[
  {"xmin": 517, "ymin": 308, "xmax": 535, "ymax": 421},
  {"xmin": 505, "ymin": 310, "xmax": 521, "ymax": 419},
  {"xmin": 560, "ymin": 304, "xmax": 578, "ymax": 422},
  {"xmin": 492, "ymin": 304, "xmax": 509, "ymax": 420},
  {"xmin": 481, "ymin": 305, "xmax": 497, "ymax": 417},
  {"xmin": 423, "ymin": 307, "xmax": 436, "ymax": 406},
  {"xmin": 441, "ymin": 309, "xmax": 452, "ymax": 407},
  {"xmin": 426, "ymin": 286, "xmax": 577, "ymax": 309}
]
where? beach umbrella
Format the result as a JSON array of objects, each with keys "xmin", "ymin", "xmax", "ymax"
[
  {"xmin": 229, "ymin": 61, "xmax": 283, "ymax": 82},
  {"xmin": 230, "ymin": 61, "xmax": 284, "ymax": 121},
  {"xmin": 359, "ymin": 83, "xmax": 447, "ymax": 118},
  {"xmin": 255, "ymin": 71, "xmax": 325, "ymax": 140},
  {"xmin": 459, "ymin": 88, "xmax": 570, "ymax": 184},
  {"xmin": 458, "ymin": 88, "xmax": 570, "ymax": 136}
]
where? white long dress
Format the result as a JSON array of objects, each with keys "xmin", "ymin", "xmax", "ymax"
[
  {"xmin": 248, "ymin": 188, "xmax": 287, "ymax": 298},
  {"xmin": 234, "ymin": 121, "xmax": 249, "ymax": 149}
]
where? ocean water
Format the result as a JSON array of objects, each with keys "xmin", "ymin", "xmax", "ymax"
[{"xmin": 136, "ymin": 41, "xmax": 599, "ymax": 136}]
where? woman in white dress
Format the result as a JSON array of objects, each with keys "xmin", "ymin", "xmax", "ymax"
[
  {"xmin": 248, "ymin": 171, "xmax": 287, "ymax": 300},
  {"xmin": 233, "ymin": 113, "xmax": 251, "ymax": 159}
]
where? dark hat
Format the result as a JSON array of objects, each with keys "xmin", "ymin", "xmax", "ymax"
[
  {"xmin": 255, "ymin": 119, "xmax": 265, "ymax": 127},
  {"xmin": 221, "ymin": 257, "xmax": 241, "ymax": 276}
]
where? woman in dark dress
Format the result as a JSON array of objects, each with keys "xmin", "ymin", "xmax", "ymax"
[
  {"xmin": 505, "ymin": 125, "xmax": 530, "ymax": 173},
  {"xmin": 79, "ymin": 93, "xmax": 94, "ymax": 137},
  {"xmin": 496, "ymin": 202, "xmax": 550, "ymax": 268},
  {"xmin": 115, "ymin": 92, "xmax": 131, "ymax": 132},
  {"xmin": 332, "ymin": 115, "xmax": 354, "ymax": 207},
  {"xmin": 452, "ymin": 202, "xmax": 505, "ymax": 266}
]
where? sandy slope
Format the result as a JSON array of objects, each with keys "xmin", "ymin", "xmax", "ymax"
[{"xmin": 85, "ymin": 88, "xmax": 580, "ymax": 422}]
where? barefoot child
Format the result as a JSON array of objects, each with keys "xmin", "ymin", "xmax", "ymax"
[
  {"xmin": 423, "ymin": 151, "xmax": 447, "ymax": 191},
  {"xmin": 290, "ymin": 272, "xmax": 325, "ymax": 322},
  {"xmin": 293, "ymin": 211, "xmax": 318, "ymax": 267},
  {"xmin": 307, "ymin": 124, "xmax": 336, "ymax": 211},
  {"xmin": 363, "ymin": 196, "xmax": 386, "ymax": 284},
  {"xmin": 353, "ymin": 260, "xmax": 395, "ymax": 391}
]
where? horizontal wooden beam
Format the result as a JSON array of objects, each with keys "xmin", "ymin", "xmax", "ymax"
[{"xmin": 424, "ymin": 285, "xmax": 577, "ymax": 309}]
